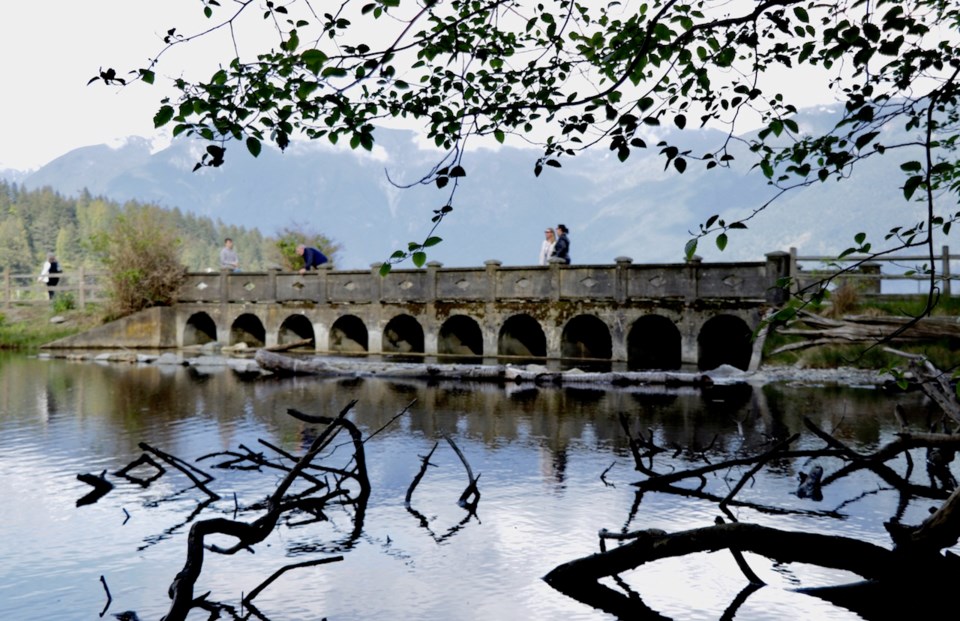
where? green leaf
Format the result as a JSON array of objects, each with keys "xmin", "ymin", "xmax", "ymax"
[
  {"xmin": 302, "ymin": 49, "xmax": 328, "ymax": 74},
  {"xmin": 412, "ymin": 251, "xmax": 427, "ymax": 267},
  {"xmin": 153, "ymin": 105, "xmax": 175, "ymax": 128},
  {"xmin": 423, "ymin": 236, "xmax": 442, "ymax": 247},
  {"xmin": 139, "ymin": 69, "xmax": 155, "ymax": 85},
  {"xmin": 379, "ymin": 263, "xmax": 393, "ymax": 276},
  {"xmin": 903, "ymin": 175, "xmax": 923, "ymax": 200},
  {"xmin": 855, "ymin": 131, "xmax": 879, "ymax": 150},
  {"xmin": 716, "ymin": 233, "xmax": 728, "ymax": 251},
  {"xmin": 246, "ymin": 136, "xmax": 262, "ymax": 157},
  {"xmin": 494, "ymin": 129, "xmax": 505, "ymax": 144},
  {"xmin": 684, "ymin": 238, "xmax": 698, "ymax": 260}
]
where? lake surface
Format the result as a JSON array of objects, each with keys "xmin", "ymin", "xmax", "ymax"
[{"xmin": 0, "ymin": 352, "xmax": 953, "ymax": 620}]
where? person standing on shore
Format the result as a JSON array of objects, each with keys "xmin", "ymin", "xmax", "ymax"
[{"xmin": 37, "ymin": 253, "xmax": 61, "ymax": 299}]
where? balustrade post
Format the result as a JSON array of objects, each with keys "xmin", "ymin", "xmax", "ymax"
[
  {"xmin": 317, "ymin": 263, "xmax": 331, "ymax": 304},
  {"xmin": 426, "ymin": 261, "xmax": 441, "ymax": 303},
  {"xmin": 764, "ymin": 251, "xmax": 791, "ymax": 304},
  {"xmin": 943, "ymin": 245, "xmax": 951, "ymax": 296},
  {"xmin": 548, "ymin": 257, "xmax": 563, "ymax": 302},
  {"xmin": 369, "ymin": 263, "xmax": 383, "ymax": 303},
  {"xmin": 685, "ymin": 254, "xmax": 702, "ymax": 301},
  {"xmin": 3, "ymin": 266, "xmax": 9, "ymax": 310},
  {"xmin": 484, "ymin": 259, "xmax": 501, "ymax": 302},
  {"xmin": 266, "ymin": 266, "xmax": 279, "ymax": 302},
  {"xmin": 219, "ymin": 268, "xmax": 230, "ymax": 304},
  {"xmin": 614, "ymin": 256, "xmax": 633, "ymax": 303}
]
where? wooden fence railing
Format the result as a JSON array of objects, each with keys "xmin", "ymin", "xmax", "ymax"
[
  {"xmin": 1, "ymin": 266, "xmax": 108, "ymax": 310},
  {"xmin": 790, "ymin": 246, "xmax": 958, "ymax": 296}
]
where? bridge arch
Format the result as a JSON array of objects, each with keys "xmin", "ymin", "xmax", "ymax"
[
  {"xmin": 628, "ymin": 315, "xmax": 682, "ymax": 370},
  {"xmin": 498, "ymin": 314, "xmax": 546, "ymax": 358},
  {"xmin": 698, "ymin": 314, "xmax": 753, "ymax": 371},
  {"xmin": 330, "ymin": 315, "xmax": 368, "ymax": 353},
  {"xmin": 278, "ymin": 314, "xmax": 315, "ymax": 349},
  {"xmin": 561, "ymin": 315, "xmax": 612, "ymax": 361},
  {"xmin": 383, "ymin": 314, "xmax": 424, "ymax": 355},
  {"xmin": 184, "ymin": 312, "xmax": 217, "ymax": 346},
  {"xmin": 438, "ymin": 314, "xmax": 483, "ymax": 356},
  {"xmin": 230, "ymin": 313, "xmax": 266, "ymax": 347}
]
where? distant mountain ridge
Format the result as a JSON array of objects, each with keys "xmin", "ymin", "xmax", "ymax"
[{"xmin": 3, "ymin": 106, "xmax": 931, "ymax": 270}]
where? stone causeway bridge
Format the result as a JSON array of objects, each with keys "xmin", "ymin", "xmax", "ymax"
[{"xmin": 53, "ymin": 252, "xmax": 796, "ymax": 371}]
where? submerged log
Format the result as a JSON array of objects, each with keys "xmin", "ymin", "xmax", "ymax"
[{"xmin": 254, "ymin": 349, "xmax": 716, "ymax": 386}]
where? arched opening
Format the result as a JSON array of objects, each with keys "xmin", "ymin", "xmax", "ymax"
[
  {"xmin": 627, "ymin": 315, "xmax": 682, "ymax": 370},
  {"xmin": 561, "ymin": 315, "xmax": 612, "ymax": 360},
  {"xmin": 230, "ymin": 313, "xmax": 266, "ymax": 348},
  {"xmin": 438, "ymin": 315, "xmax": 483, "ymax": 357},
  {"xmin": 330, "ymin": 315, "xmax": 368, "ymax": 354},
  {"xmin": 278, "ymin": 314, "xmax": 315, "ymax": 350},
  {"xmin": 498, "ymin": 314, "xmax": 547, "ymax": 358},
  {"xmin": 383, "ymin": 314, "xmax": 424, "ymax": 355},
  {"xmin": 698, "ymin": 314, "xmax": 753, "ymax": 371},
  {"xmin": 184, "ymin": 312, "xmax": 217, "ymax": 346}
]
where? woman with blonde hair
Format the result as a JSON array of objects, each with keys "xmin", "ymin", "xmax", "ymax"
[{"xmin": 538, "ymin": 227, "xmax": 556, "ymax": 265}]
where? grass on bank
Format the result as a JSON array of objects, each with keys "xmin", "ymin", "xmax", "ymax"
[
  {"xmin": 0, "ymin": 298, "xmax": 106, "ymax": 350},
  {"xmin": 762, "ymin": 287, "xmax": 960, "ymax": 370}
]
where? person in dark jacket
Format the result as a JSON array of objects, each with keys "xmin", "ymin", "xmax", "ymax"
[
  {"xmin": 296, "ymin": 244, "xmax": 329, "ymax": 275},
  {"xmin": 38, "ymin": 253, "xmax": 61, "ymax": 299},
  {"xmin": 550, "ymin": 224, "xmax": 571, "ymax": 264}
]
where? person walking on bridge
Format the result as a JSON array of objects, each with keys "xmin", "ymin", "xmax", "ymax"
[
  {"xmin": 296, "ymin": 244, "xmax": 329, "ymax": 275},
  {"xmin": 551, "ymin": 224, "xmax": 571, "ymax": 264},
  {"xmin": 539, "ymin": 227, "xmax": 556, "ymax": 265}
]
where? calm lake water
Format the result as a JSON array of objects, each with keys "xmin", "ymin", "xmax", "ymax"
[{"xmin": 0, "ymin": 352, "xmax": 954, "ymax": 621}]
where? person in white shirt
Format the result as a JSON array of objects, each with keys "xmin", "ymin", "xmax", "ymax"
[
  {"xmin": 538, "ymin": 228, "xmax": 556, "ymax": 265},
  {"xmin": 37, "ymin": 253, "xmax": 61, "ymax": 299}
]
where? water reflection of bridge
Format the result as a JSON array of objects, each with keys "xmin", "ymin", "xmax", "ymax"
[{"xmin": 171, "ymin": 254, "xmax": 791, "ymax": 371}]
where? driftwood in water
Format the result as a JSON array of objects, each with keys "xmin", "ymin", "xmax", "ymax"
[
  {"xmin": 254, "ymin": 348, "xmax": 715, "ymax": 386},
  {"xmin": 545, "ymin": 358, "xmax": 960, "ymax": 619},
  {"xmin": 263, "ymin": 338, "xmax": 314, "ymax": 353},
  {"xmin": 796, "ymin": 463, "xmax": 824, "ymax": 500},
  {"xmin": 769, "ymin": 311, "xmax": 960, "ymax": 355},
  {"xmin": 161, "ymin": 401, "xmax": 368, "ymax": 621},
  {"xmin": 76, "ymin": 471, "xmax": 113, "ymax": 506}
]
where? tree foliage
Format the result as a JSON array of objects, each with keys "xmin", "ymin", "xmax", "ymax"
[
  {"xmin": 100, "ymin": 0, "xmax": 960, "ymax": 292},
  {"xmin": 0, "ymin": 181, "xmax": 321, "ymax": 275},
  {"xmin": 89, "ymin": 205, "xmax": 188, "ymax": 318},
  {"xmin": 273, "ymin": 222, "xmax": 342, "ymax": 269}
]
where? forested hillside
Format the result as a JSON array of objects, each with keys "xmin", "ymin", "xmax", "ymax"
[{"xmin": 0, "ymin": 181, "xmax": 282, "ymax": 275}]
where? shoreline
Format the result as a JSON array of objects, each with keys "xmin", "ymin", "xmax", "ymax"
[{"xmin": 33, "ymin": 348, "xmax": 895, "ymax": 388}]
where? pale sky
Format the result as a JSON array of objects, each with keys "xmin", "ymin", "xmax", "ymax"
[
  {"xmin": 1, "ymin": 1, "xmax": 845, "ymax": 172},
  {"xmin": 1, "ymin": 1, "xmax": 222, "ymax": 170}
]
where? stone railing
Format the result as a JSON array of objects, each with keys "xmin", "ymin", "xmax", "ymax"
[{"xmin": 176, "ymin": 253, "xmax": 792, "ymax": 305}]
